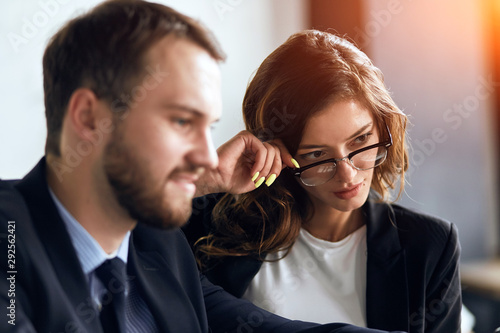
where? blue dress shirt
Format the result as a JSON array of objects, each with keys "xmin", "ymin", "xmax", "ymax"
[{"xmin": 49, "ymin": 188, "xmax": 158, "ymax": 332}]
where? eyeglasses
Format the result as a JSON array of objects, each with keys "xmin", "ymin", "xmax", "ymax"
[{"xmin": 292, "ymin": 125, "xmax": 393, "ymax": 186}]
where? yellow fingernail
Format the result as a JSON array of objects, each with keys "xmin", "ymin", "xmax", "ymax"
[
  {"xmin": 291, "ymin": 158, "xmax": 300, "ymax": 169},
  {"xmin": 265, "ymin": 174, "xmax": 277, "ymax": 187},
  {"xmin": 254, "ymin": 177, "xmax": 265, "ymax": 188},
  {"xmin": 251, "ymin": 171, "xmax": 260, "ymax": 182}
]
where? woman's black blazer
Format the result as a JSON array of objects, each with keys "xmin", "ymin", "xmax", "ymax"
[{"xmin": 184, "ymin": 194, "xmax": 462, "ymax": 333}]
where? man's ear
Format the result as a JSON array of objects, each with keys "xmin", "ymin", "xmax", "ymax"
[{"xmin": 66, "ymin": 88, "xmax": 101, "ymax": 141}]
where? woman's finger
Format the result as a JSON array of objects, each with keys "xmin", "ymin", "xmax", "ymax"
[{"xmin": 268, "ymin": 138, "xmax": 300, "ymax": 169}]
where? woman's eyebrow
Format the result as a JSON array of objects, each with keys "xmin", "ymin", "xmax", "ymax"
[
  {"xmin": 298, "ymin": 143, "xmax": 329, "ymax": 150},
  {"xmin": 345, "ymin": 122, "xmax": 373, "ymax": 141},
  {"xmin": 298, "ymin": 122, "xmax": 374, "ymax": 150}
]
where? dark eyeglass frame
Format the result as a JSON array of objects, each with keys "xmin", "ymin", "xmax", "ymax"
[{"xmin": 291, "ymin": 124, "xmax": 393, "ymax": 185}]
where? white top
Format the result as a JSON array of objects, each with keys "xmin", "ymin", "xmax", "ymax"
[{"xmin": 243, "ymin": 225, "xmax": 367, "ymax": 327}]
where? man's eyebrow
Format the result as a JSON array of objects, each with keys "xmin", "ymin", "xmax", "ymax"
[
  {"xmin": 162, "ymin": 103, "xmax": 204, "ymax": 117},
  {"xmin": 162, "ymin": 103, "xmax": 221, "ymax": 123}
]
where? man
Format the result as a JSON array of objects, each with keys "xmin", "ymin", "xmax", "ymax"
[{"xmin": 0, "ymin": 1, "xmax": 405, "ymax": 332}]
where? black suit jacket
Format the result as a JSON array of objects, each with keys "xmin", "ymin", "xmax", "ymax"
[
  {"xmin": 0, "ymin": 159, "xmax": 403, "ymax": 333},
  {"xmin": 183, "ymin": 194, "xmax": 462, "ymax": 333}
]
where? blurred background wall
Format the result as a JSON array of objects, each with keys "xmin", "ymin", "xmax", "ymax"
[
  {"xmin": 0, "ymin": 0, "xmax": 309, "ymax": 178},
  {"xmin": 1, "ymin": 0, "xmax": 499, "ymax": 331}
]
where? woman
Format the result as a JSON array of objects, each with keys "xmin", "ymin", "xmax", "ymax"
[{"xmin": 184, "ymin": 30, "xmax": 461, "ymax": 333}]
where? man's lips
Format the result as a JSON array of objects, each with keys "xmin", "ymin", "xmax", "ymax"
[{"xmin": 171, "ymin": 174, "xmax": 199, "ymax": 196}]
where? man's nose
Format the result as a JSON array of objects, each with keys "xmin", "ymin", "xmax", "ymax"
[{"xmin": 188, "ymin": 128, "xmax": 219, "ymax": 170}]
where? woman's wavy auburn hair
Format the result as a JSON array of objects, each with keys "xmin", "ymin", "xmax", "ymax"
[{"xmin": 195, "ymin": 30, "xmax": 408, "ymax": 266}]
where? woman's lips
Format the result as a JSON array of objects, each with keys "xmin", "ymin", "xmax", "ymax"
[{"xmin": 333, "ymin": 183, "xmax": 362, "ymax": 200}]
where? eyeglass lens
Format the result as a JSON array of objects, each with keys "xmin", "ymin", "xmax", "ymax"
[{"xmin": 300, "ymin": 146, "xmax": 388, "ymax": 186}]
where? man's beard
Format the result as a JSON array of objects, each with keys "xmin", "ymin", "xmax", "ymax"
[{"xmin": 102, "ymin": 130, "xmax": 193, "ymax": 230}]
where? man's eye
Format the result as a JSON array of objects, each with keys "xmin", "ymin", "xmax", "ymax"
[{"xmin": 174, "ymin": 118, "xmax": 191, "ymax": 127}]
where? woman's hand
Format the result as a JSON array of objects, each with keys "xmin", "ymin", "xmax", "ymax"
[{"xmin": 194, "ymin": 130, "xmax": 298, "ymax": 196}]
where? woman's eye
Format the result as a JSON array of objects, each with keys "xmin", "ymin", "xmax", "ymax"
[
  {"xmin": 301, "ymin": 151, "xmax": 325, "ymax": 160},
  {"xmin": 354, "ymin": 132, "xmax": 372, "ymax": 144}
]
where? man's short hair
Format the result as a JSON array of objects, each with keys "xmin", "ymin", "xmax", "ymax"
[{"xmin": 43, "ymin": 0, "xmax": 225, "ymax": 156}]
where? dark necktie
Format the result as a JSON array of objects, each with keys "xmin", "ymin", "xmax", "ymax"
[{"xmin": 95, "ymin": 258, "xmax": 127, "ymax": 332}]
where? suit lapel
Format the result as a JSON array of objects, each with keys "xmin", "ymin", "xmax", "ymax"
[
  {"xmin": 15, "ymin": 159, "xmax": 103, "ymax": 332},
  {"xmin": 128, "ymin": 229, "xmax": 205, "ymax": 333},
  {"xmin": 364, "ymin": 200, "xmax": 410, "ymax": 332}
]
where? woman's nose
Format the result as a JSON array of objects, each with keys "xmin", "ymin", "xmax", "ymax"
[{"xmin": 334, "ymin": 158, "xmax": 357, "ymax": 182}]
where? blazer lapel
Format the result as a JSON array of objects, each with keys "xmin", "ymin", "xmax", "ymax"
[
  {"xmin": 14, "ymin": 158, "xmax": 103, "ymax": 332},
  {"xmin": 364, "ymin": 200, "xmax": 410, "ymax": 332},
  {"xmin": 128, "ymin": 230, "xmax": 205, "ymax": 333}
]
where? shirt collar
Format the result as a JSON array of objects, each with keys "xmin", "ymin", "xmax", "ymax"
[{"xmin": 48, "ymin": 187, "xmax": 130, "ymax": 275}]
